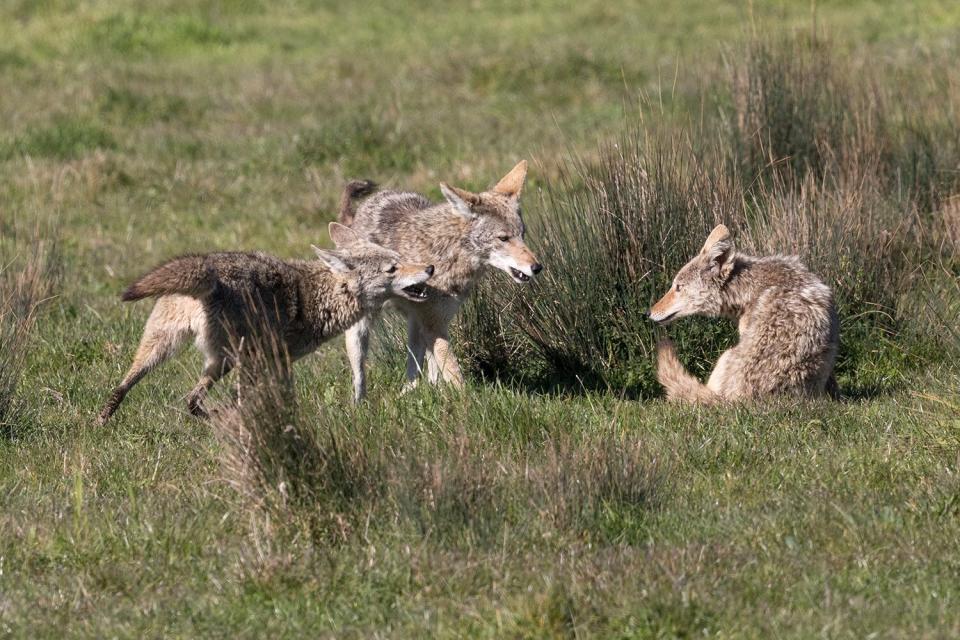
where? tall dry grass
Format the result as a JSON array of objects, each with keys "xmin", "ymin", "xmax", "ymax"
[{"xmin": 0, "ymin": 219, "xmax": 59, "ymax": 432}]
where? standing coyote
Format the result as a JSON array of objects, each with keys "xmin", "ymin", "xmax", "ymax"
[
  {"xmin": 649, "ymin": 224, "xmax": 839, "ymax": 403},
  {"xmin": 97, "ymin": 223, "xmax": 433, "ymax": 425},
  {"xmin": 339, "ymin": 161, "xmax": 542, "ymax": 401}
]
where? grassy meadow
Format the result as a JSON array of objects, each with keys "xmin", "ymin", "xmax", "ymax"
[{"xmin": 2, "ymin": 1, "xmax": 960, "ymax": 637}]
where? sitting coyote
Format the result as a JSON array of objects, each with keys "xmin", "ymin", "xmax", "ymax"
[
  {"xmin": 97, "ymin": 223, "xmax": 433, "ymax": 424},
  {"xmin": 649, "ymin": 224, "xmax": 839, "ymax": 403},
  {"xmin": 338, "ymin": 161, "xmax": 543, "ymax": 401}
]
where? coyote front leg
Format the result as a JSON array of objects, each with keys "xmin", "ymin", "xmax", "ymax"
[
  {"xmin": 425, "ymin": 325, "xmax": 464, "ymax": 388},
  {"xmin": 345, "ymin": 317, "xmax": 371, "ymax": 403}
]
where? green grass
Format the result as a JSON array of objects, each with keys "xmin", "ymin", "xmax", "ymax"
[{"xmin": 3, "ymin": 0, "xmax": 960, "ymax": 637}]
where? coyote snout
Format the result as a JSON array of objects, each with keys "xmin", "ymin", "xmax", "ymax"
[
  {"xmin": 648, "ymin": 288, "xmax": 681, "ymax": 324},
  {"xmin": 651, "ymin": 224, "xmax": 839, "ymax": 404},
  {"xmin": 488, "ymin": 237, "xmax": 542, "ymax": 283},
  {"xmin": 393, "ymin": 263, "xmax": 434, "ymax": 302}
]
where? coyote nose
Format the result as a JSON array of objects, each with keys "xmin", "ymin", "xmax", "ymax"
[
  {"xmin": 531, "ymin": 263, "xmax": 543, "ymax": 275},
  {"xmin": 425, "ymin": 265, "xmax": 435, "ymax": 276}
]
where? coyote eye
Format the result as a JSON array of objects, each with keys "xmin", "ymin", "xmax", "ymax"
[
  {"xmin": 497, "ymin": 235, "xmax": 510, "ymax": 242},
  {"xmin": 385, "ymin": 264, "xmax": 397, "ymax": 274}
]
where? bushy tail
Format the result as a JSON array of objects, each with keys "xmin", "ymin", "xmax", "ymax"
[
  {"xmin": 656, "ymin": 338, "xmax": 720, "ymax": 404},
  {"xmin": 338, "ymin": 179, "xmax": 377, "ymax": 226},
  {"xmin": 121, "ymin": 255, "xmax": 214, "ymax": 301}
]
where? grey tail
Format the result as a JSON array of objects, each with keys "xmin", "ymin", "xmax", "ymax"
[
  {"xmin": 121, "ymin": 255, "xmax": 214, "ymax": 302},
  {"xmin": 656, "ymin": 338, "xmax": 720, "ymax": 404},
  {"xmin": 338, "ymin": 179, "xmax": 377, "ymax": 226}
]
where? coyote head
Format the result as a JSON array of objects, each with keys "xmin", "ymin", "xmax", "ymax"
[
  {"xmin": 649, "ymin": 224, "xmax": 734, "ymax": 324},
  {"xmin": 314, "ymin": 222, "xmax": 434, "ymax": 308},
  {"xmin": 439, "ymin": 160, "xmax": 543, "ymax": 284}
]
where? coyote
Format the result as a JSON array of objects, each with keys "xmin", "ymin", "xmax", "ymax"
[
  {"xmin": 97, "ymin": 223, "xmax": 434, "ymax": 425},
  {"xmin": 649, "ymin": 224, "xmax": 838, "ymax": 403},
  {"xmin": 338, "ymin": 161, "xmax": 542, "ymax": 401}
]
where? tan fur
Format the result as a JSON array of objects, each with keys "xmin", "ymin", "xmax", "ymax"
[
  {"xmin": 701, "ymin": 223, "xmax": 731, "ymax": 251},
  {"xmin": 97, "ymin": 223, "xmax": 433, "ymax": 425},
  {"xmin": 492, "ymin": 159, "xmax": 527, "ymax": 197},
  {"xmin": 650, "ymin": 224, "xmax": 839, "ymax": 403},
  {"xmin": 338, "ymin": 161, "xmax": 543, "ymax": 402},
  {"xmin": 444, "ymin": 184, "xmax": 482, "ymax": 206},
  {"xmin": 655, "ymin": 339, "xmax": 720, "ymax": 404}
]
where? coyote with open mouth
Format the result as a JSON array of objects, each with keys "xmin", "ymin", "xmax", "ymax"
[{"xmin": 338, "ymin": 161, "xmax": 543, "ymax": 401}]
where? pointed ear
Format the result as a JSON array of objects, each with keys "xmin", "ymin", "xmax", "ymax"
[
  {"xmin": 492, "ymin": 160, "xmax": 527, "ymax": 198},
  {"xmin": 328, "ymin": 221, "xmax": 360, "ymax": 248},
  {"xmin": 311, "ymin": 245, "xmax": 352, "ymax": 273},
  {"xmin": 700, "ymin": 224, "xmax": 731, "ymax": 254},
  {"xmin": 700, "ymin": 225, "xmax": 733, "ymax": 278},
  {"xmin": 440, "ymin": 183, "xmax": 479, "ymax": 219}
]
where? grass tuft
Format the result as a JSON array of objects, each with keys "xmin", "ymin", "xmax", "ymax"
[
  {"xmin": 0, "ymin": 216, "xmax": 59, "ymax": 433},
  {"xmin": 213, "ymin": 325, "xmax": 663, "ymax": 555}
]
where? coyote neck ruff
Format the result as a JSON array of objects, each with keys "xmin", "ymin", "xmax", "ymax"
[
  {"xmin": 650, "ymin": 224, "xmax": 839, "ymax": 403},
  {"xmin": 291, "ymin": 262, "xmax": 368, "ymax": 347},
  {"xmin": 97, "ymin": 223, "xmax": 434, "ymax": 425},
  {"xmin": 338, "ymin": 161, "xmax": 543, "ymax": 402}
]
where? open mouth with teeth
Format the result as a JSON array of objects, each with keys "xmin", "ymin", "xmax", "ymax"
[
  {"xmin": 652, "ymin": 311, "xmax": 677, "ymax": 324},
  {"xmin": 509, "ymin": 267, "xmax": 531, "ymax": 283},
  {"xmin": 401, "ymin": 283, "xmax": 429, "ymax": 300}
]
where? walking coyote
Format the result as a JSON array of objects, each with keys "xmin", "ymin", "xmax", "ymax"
[{"xmin": 97, "ymin": 223, "xmax": 433, "ymax": 424}]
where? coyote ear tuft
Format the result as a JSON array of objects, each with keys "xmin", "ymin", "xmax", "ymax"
[
  {"xmin": 701, "ymin": 225, "xmax": 733, "ymax": 278},
  {"xmin": 312, "ymin": 245, "xmax": 352, "ymax": 273},
  {"xmin": 328, "ymin": 221, "xmax": 361, "ymax": 248},
  {"xmin": 440, "ymin": 183, "xmax": 478, "ymax": 219},
  {"xmin": 492, "ymin": 160, "xmax": 527, "ymax": 198}
]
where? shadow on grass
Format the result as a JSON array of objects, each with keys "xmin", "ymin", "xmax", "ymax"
[
  {"xmin": 836, "ymin": 381, "xmax": 906, "ymax": 403},
  {"xmin": 470, "ymin": 366, "xmax": 656, "ymax": 402}
]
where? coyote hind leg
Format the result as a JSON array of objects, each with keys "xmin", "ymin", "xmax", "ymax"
[{"xmin": 97, "ymin": 297, "xmax": 196, "ymax": 425}]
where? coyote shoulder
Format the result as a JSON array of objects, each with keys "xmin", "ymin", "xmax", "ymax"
[{"xmin": 650, "ymin": 224, "xmax": 839, "ymax": 403}]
